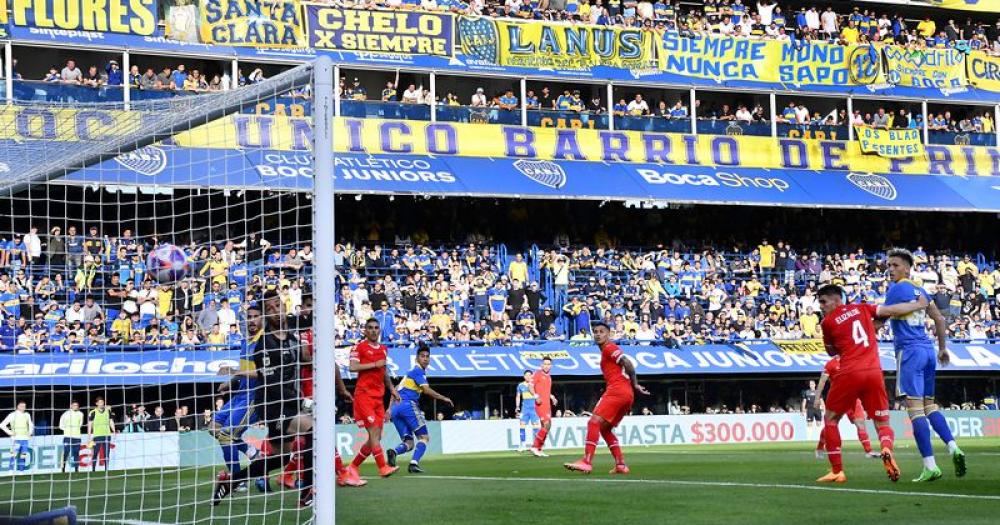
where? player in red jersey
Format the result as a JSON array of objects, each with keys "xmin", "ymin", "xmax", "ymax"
[
  {"xmin": 815, "ymin": 284, "xmax": 927, "ymax": 483},
  {"xmin": 814, "ymin": 355, "xmax": 881, "ymax": 460},
  {"xmin": 335, "ymin": 365, "xmax": 365, "ymax": 487},
  {"xmin": 347, "ymin": 318, "xmax": 401, "ymax": 478},
  {"xmin": 565, "ymin": 323, "xmax": 649, "ymax": 474},
  {"xmin": 530, "ymin": 356, "xmax": 558, "ymax": 457}
]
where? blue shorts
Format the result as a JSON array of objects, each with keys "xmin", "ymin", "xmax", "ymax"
[
  {"xmin": 213, "ymin": 398, "xmax": 257, "ymax": 439},
  {"xmin": 390, "ymin": 400, "xmax": 428, "ymax": 441},
  {"xmin": 520, "ymin": 406, "xmax": 540, "ymax": 425},
  {"xmin": 896, "ymin": 343, "xmax": 937, "ymax": 398}
]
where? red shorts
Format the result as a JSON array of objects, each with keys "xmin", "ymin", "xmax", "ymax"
[
  {"xmin": 353, "ymin": 395, "xmax": 385, "ymax": 429},
  {"xmin": 536, "ymin": 403, "xmax": 551, "ymax": 423},
  {"xmin": 845, "ymin": 399, "xmax": 866, "ymax": 422},
  {"xmin": 826, "ymin": 368, "xmax": 888, "ymax": 423},
  {"xmin": 593, "ymin": 390, "xmax": 634, "ymax": 428}
]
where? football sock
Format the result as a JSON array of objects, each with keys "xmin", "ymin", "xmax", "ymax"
[
  {"xmin": 823, "ymin": 420, "xmax": 843, "ymax": 474},
  {"xmin": 583, "ymin": 419, "xmax": 600, "ymax": 464},
  {"xmin": 335, "ymin": 452, "xmax": 344, "ymax": 474},
  {"xmin": 351, "ymin": 444, "xmax": 371, "ymax": 469},
  {"xmin": 519, "ymin": 428, "xmax": 526, "ymax": 444},
  {"xmin": 600, "ymin": 426, "xmax": 624, "ymax": 465},
  {"xmin": 911, "ymin": 415, "xmax": 935, "ymax": 459},
  {"xmin": 299, "ymin": 434, "xmax": 313, "ymax": 491},
  {"xmin": 857, "ymin": 427, "xmax": 872, "ymax": 453},
  {"xmin": 413, "ymin": 441, "xmax": 427, "ymax": 463},
  {"xmin": 816, "ymin": 426, "xmax": 826, "ymax": 450},
  {"xmin": 926, "ymin": 410, "xmax": 957, "ymax": 449},
  {"xmin": 876, "ymin": 425, "xmax": 895, "ymax": 451},
  {"xmin": 393, "ymin": 442, "xmax": 411, "ymax": 456},
  {"xmin": 533, "ymin": 428, "xmax": 549, "ymax": 450},
  {"xmin": 372, "ymin": 445, "xmax": 387, "ymax": 469}
]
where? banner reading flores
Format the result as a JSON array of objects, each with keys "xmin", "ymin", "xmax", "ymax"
[{"xmin": 855, "ymin": 126, "xmax": 924, "ymax": 159}]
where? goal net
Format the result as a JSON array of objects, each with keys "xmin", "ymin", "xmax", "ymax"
[{"xmin": 0, "ymin": 59, "xmax": 333, "ymax": 525}]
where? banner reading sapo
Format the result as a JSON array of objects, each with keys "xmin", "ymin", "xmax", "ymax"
[
  {"xmin": 855, "ymin": 126, "xmax": 924, "ymax": 159},
  {"xmin": 306, "ymin": 5, "xmax": 453, "ymax": 57},
  {"xmin": 199, "ymin": 0, "xmax": 305, "ymax": 48},
  {"xmin": 459, "ymin": 15, "xmax": 657, "ymax": 70},
  {"xmin": 5, "ymin": 0, "xmax": 158, "ymax": 35},
  {"xmin": 884, "ymin": 46, "xmax": 967, "ymax": 89},
  {"xmin": 968, "ymin": 51, "xmax": 1000, "ymax": 93}
]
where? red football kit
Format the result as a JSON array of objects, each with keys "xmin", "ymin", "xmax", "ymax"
[
  {"xmin": 534, "ymin": 369, "xmax": 552, "ymax": 423},
  {"xmin": 823, "ymin": 357, "xmax": 866, "ymax": 422},
  {"xmin": 299, "ymin": 329, "xmax": 314, "ymax": 399},
  {"xmin": 592, "ymin": 342, "xmax": 634, "ymax": 427},
  {"xmin": 350, "ymin": 339, "xmax": 388, "ymax": 429},
  {"xmin": 820, "ymin": 303, "xmax": 889, "ymax": 423}
]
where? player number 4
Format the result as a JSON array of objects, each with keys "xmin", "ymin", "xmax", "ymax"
[{"xmin": 852, "ymin": 319, "xmax": 870, "ymax": 347}]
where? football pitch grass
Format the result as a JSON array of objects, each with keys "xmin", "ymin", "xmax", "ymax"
[{"xmin": 3, "ymin": 439, "xmax": 998, "ymax": 524}]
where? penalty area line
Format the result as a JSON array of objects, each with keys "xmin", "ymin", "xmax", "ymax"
[{"xmin": 415, "ymin": 475, "xmax": 1000, "ymax": 501}]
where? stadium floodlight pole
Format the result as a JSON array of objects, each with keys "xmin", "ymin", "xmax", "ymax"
[{"xmin": 312, "ymin": 54, "xmax": 337, "ymax": 525}]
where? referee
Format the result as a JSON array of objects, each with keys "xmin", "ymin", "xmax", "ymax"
[
  {"xmin": 87, "ymin": 397, "xmax": 116, "ymax": 472},
  {"xmin": 58, "ymin": 401, "xmax": 85, "ymax": 472}
]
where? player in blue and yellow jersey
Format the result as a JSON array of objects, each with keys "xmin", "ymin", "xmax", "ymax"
[
  {"xmin": 211, "ymin": 302, "xmax": 264, "ymax": 491},
  {"xmin": 516, "ymin": 370, "xmax": 540, "ymax": 452},
  {"xmin": 387, "ymin": 342, "xmax": 453, "ymax": 473},
  {"xmin": 884, "ymin": 248, "xmax": 966, "ymax": 482}
]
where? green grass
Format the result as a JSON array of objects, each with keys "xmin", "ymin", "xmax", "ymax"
[{"xmin": 3, "ymin": 439, "xmax": 999, "ymax": 524}]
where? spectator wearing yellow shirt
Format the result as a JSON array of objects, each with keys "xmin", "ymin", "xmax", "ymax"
[
  {"xmin": 916, "ymin": 17, "xmax": 936, "ymax": 39},
  {"xmin": 207, "ymin": 325, "xmax": 226, "ymax": 346},
  {"xmin": 840, "ymin": 21, "xmax": 860, "ymax": 44},
  {"xmin": 157, "ymin": 285, "xmax": 173, "ymax": 317},
  {"xmin": 508, "ymin": 253, "xmax": 528, "ymax": 284},
  {"xmin": 800, "ymin": 307, "xmax": 820, "ymax": 337},
  {"xmin": 957, "ymin": 255, "xmax": 977, "ymax": 277},
  {"xmin": 199, "ymin": 252, "xmax": 229, "ymax": 287},
  {"xmin": 429, "ymin": 305, "xmax": 452, "ymax": 339},
  {"xmin": 111, "ymin": 312, "xmax": 131, "ymax": 342},
  {"xmin": 758, "ymin": 240, "xmax": 775, "ymax": 270},
  {"xmin": 745, "ymin": 276, "xmax": 763, "ymax": 297}
]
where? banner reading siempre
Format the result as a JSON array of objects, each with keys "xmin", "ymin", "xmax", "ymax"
[
  {"xmin": 306, "ymin": 5, "xmax": 454, "ymax": 57},
  {"xmin": 459, "ymin": 15, "xmax": 658, "ymax": 70},
  {"xmin": 968, "ymin": 51, "xmax": 1000, "ymax": 93},
  {"xmin": 883, "ymin": 46, "xmax": 968, "ymax": 89},
  {"xmin": 5, "ymin": 0, "xmax": 158, "ymax": 35},
  {"xmin": 854, "ymin": 126, "xmax": 925, "ymax": 159},
  {"xmin": 198, "ymin": 0, "xmax": 305, "ymax": 48}
]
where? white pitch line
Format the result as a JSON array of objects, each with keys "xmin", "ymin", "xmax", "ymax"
[{"xmin": 415, "ymin": 475, "xmax": 1000, "ymax": 501}]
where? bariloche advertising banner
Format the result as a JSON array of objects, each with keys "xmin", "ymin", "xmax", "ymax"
[
  {"xmin": 4, "ymin": 342, "xmax": 1000, "ymax": 385},
  {"xmin": 4, "ymin": 3, "xmax": 1000, "ymax": 101}
]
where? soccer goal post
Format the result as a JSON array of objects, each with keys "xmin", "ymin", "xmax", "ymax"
[{"xmin": 0, "ymin": 56, "xmax": 335, "ymax": 525}]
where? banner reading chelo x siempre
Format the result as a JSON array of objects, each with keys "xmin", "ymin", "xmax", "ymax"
[{"xmin": 306, "ymin": 5, "xmax": 454, "ymax": 56}]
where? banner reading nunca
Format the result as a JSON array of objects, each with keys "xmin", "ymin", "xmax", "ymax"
[
  {"xmin": 200, "ymin": 0, "xmax": 306, "ymax": 48},
  {"xmin": 459, "ymin": 15, "xmax": 657, "ymax": 70},
  {"xmin": 306, "ymin": 5, "xmax": 454, "ymax": 57},
  {"xmin": 854, "ymin": 126, "xmax": 924, "ymax": 159}
]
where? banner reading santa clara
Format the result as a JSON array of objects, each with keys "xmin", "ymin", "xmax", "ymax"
[{"xmin": 199, "ymin": 0, "xmax": 306, "ymax": 48}]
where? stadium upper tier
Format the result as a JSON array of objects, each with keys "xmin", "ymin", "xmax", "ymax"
[
  {"xmin": 3, "ymin": 1, "xmax": 1000, "ymax": 105},
  {"xmin": 1, "ymin": 232, "xmax": 998, "ymax": 353}
]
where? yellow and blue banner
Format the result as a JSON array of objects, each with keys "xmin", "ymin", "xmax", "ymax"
[
  {"xmin": 926, "ymin": 0, "xmax": 1000, "ymax": 12},
  {"xmin": 199, "ymin": 0, "xmax": 305, "ymax": 48},
  {"xmin": 854, "ymin": 126, "xmax": 925, "ymax": 159},
  {"xmin": 6, "ymin": 0, "xmax": 158, "ymax": 35},
  {"xmin": 883, "ymin": 46, "xmax": 967, "ymax": 89},
  {"xmin": 459, "ymin": 15, "xmax": 657, "ymax": 70},
  {"xmin": 968, "ymin": 51, "xmax": 1000, "ymax": 93},
  {"xmin": 306, "ymin": 5, "xmax": 453, "ymax": 57}
]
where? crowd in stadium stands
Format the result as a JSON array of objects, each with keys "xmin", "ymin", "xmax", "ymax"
[
  {"xmin": 13, "ymin": 58, "xmax": 269, "ymax": 93},
  {"xmin": 2, "ymin": 225, "xmax": 1000, "ymax": 353},
  {"xmin": 314, "ymin": 0, "xmax": 1000, "ymax": 51}
]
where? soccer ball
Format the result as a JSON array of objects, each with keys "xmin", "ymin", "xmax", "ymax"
[{"xmin": 147, "ymin": 243, "xmax": 190, "ymax": 284}]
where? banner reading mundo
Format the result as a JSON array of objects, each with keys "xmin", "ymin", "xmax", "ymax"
[
  {"xmin": 199, "ymin": 0, "xmax": 305, "ymax": 48},
  {"xmin": 883, "ymin": 46, "xmax": 967, "ymax": 89},
  {"xmin": 459, "ymin": 15, "xmax": 658, "ymax": 70},
  {"xmin": 306, "ymin": 5, "xmax": 453, "ymax": 57},
  {"xmin": 3, "ymin": 0, "xmax": 158, "ymax": 35}
]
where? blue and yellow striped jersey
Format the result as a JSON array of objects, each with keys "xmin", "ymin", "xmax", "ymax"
[{"xmin": 399, "ymin": 365, "xmax": 428, "ymax": 403}]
